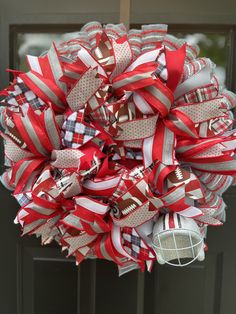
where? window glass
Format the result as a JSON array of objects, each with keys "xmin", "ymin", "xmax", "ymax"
[
  {"xmin": 16, "ymin": 32, "xmax": 79, "ymax": 72},
  {"xmin": 174, "ymin": 32, "xmax": 228, "ymax": 87},
  {"xmin": 15, "ymin": 30, "xmax": 229, "ymax": 87}
]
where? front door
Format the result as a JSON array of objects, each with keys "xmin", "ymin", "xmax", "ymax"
[{"xmin": 0, "ymin": 14, "xmax": 236, "ymax": 314}]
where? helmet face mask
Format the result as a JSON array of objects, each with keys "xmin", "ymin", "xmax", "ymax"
[{"xmin": 152, "ymin": 213, "xmax": 205, "ymax": 267}]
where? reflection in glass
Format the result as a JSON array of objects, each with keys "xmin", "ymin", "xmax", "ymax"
[
  {"xmin": 174, "ymin": 32, "xmax": 228, "ymax": 87},
  {"xmin": 17, "ymin": 32, "xmax": 79, "ymax": 72},
  {"xmin": 16, "ymin": 31, "xmax": 228, "ymax": 87}
]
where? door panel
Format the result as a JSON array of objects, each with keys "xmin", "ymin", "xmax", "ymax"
[
  {"xmin": 20, "ymin": 244, "xmax": 78, "ymax": 314},
  {"xmin": 153, "ymin": 254, "xmax": 222, "ymax": 314},
  {"xmin": 95, "ymin": 261, "xmax": 144, "ymax": 314}
]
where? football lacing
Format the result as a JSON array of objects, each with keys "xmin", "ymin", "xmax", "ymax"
[
  {"xmin": 121, "ymin": 196, "xmax": 143, "ymax": 216},
  {"xmin": 122, "ymin": 203, "xmax": 137, "ymax": 216},
  {"xmin": 6, "ymin": 131, "xmax": 21, "ymax": 145},
  {"xmin": 175, "ymin": 167, "xmax": 183, "ymax": 180}
]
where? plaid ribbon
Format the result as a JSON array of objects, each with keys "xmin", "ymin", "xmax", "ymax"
[
  {"xmin": 210, "ymin": 117, "xmax": 233, "ymax": 134},
  {"xmin": 122, "ymin": 227, "xmax": 155, "ymax": 260},
  {"xmin": 154, "ymin": 50, "xmax": 168, "ymax": 84},
  {"xmin": 62, "ymin": 110, "xmax": 100, "ymax": 148},
  {"xmin": 14, "ymin": 192, "xmax": 32, "ymax": 207},
  {"xmin": 197, "ymin": 115, "xmax": 233, "ymax": 137},
  {"xmin": 2, "ymin": 77, "xmax": 46, "ymax": 111},
  {"xmin": 175, "ymin": 83, "xmax": 218, "ymax": 106}
]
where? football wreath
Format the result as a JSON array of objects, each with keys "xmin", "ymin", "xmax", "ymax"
[{"xmin": 1, "ymin": 21, "xmax": 236, "ymax": 274}]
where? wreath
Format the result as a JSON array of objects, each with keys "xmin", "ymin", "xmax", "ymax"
[{"xmin": 1, "ymin": 22, "xmax": 236, "ymax": 274}]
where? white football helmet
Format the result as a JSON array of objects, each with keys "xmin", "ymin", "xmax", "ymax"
[{"xmin": 152, "ymin": 213, "xmax": 205, "ymax": 266}]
